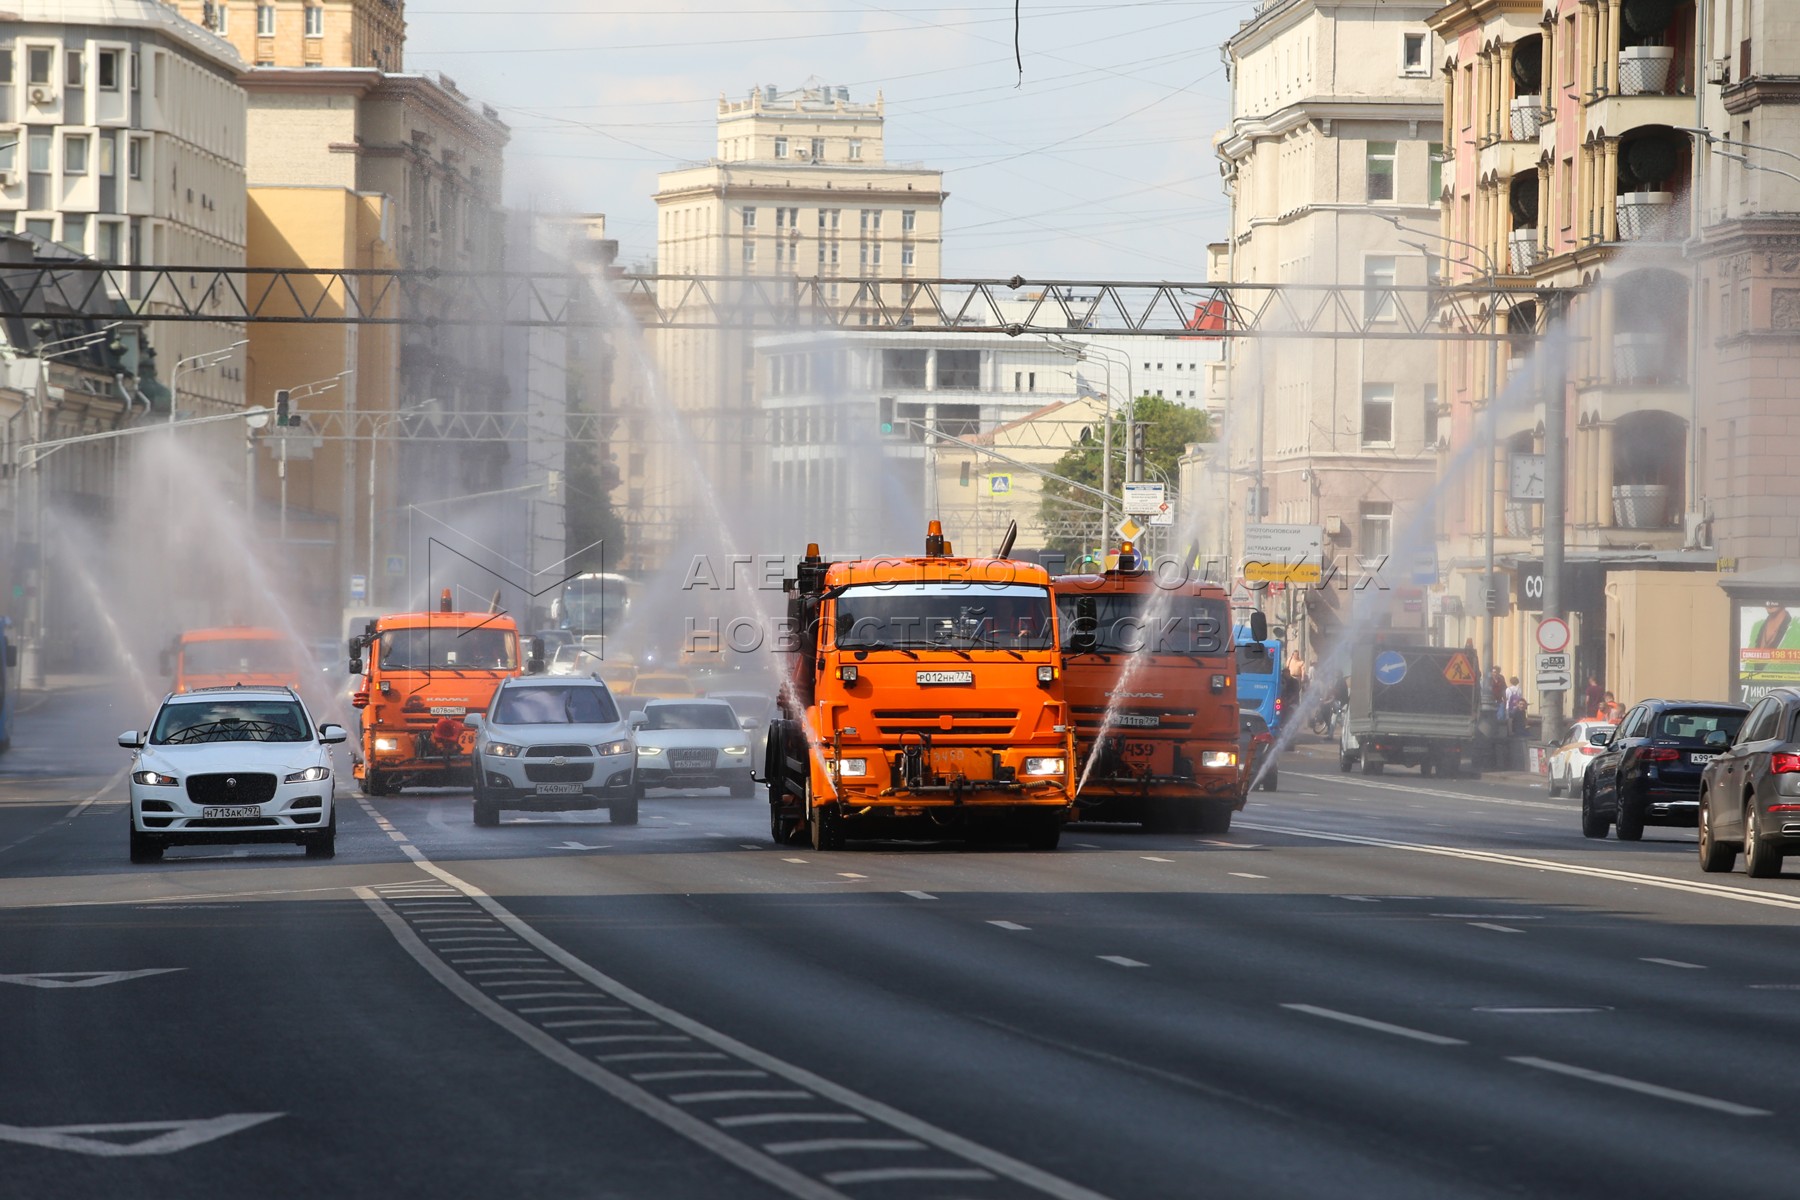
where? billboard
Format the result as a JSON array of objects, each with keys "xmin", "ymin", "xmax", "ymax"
[{"xmin": 1736, "ymin": 600, "xmax": 1800, "ymax": 702}]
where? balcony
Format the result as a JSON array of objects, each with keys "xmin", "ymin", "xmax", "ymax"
[
  {"xmin": 1619, "ymin": 46, "xmax": 1677, "ymax": 95},
  {"xmin": 1616, "ymin": 191, "xmax": 1683, "ymax": 240},
  {"xmin": 1509, "ymin": 228, "xmax": 1540, "ymax": 273},
  {"xmin": 1612, "ymin": 484, "xmax": 1672, "ymax": 529}
]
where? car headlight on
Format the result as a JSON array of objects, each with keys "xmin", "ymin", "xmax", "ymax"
[
  {"xmin": 637, "ymin": 745, "xmax": 664, "ymax": 757},
  {"xmin": 485, "ymin": 742, "xmax": 523, "ymax": 758},
  {"xmin": 1023, "ymin": 757, "xmax": 1065, "ymax": 776},
  {"xmin": 596, "ymin": 740, "xmax": 632, "ymax": 757},
  {"xmin": 722, "ymin": 745, "xmax": 749, "ymax": 756},
  {"xmin": 131, "ymin": 770, "xmax": 178, "ymax": 786},
  {"xmin": 285, "ymin": 765, "xmax": 332, "ymax": 783},
  {"xmin": 373, "ymin": 736, "xmax": 401, "ymax": 752},
  {"xmin": 1200, "ymin": 751, "xmax": 1237, "ymax": 768},
  {"xmin": 834, "ymin": 757, "xmax": 867, "ymax": 777}
]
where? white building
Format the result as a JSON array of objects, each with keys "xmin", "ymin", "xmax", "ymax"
[{"xmin": 0, "ymin": 0, "xmax": 248, "ymax": 414}]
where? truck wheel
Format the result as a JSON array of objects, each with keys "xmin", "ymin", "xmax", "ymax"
[
  {"xmin": 1361, "ymin": 758, "xmax": 1384, "ymax": 776},
  {"xmin": 1418, "ymin": 758, "xmax": 1435, "ymax": 777},
  {"xmin": 363, "ymin": 770, "xmax": 395, "ymax": 797},
  {"xmin": 1257, "ymin": 768, "xmax": 1278, "ymax": 792},
  {"xmin": 1197, "ymin": 805, "xmax": 1233, "ymax": 835},
  {"xmin": 1023, "ymin": 811, "xmax": 1062, "ymax": 850},
  {"xmin": 1441, "ymin": 754, "xmax": 1463, "ymax": 779},
  {"xmin": 809, "ymin": 805, "xmax": 843, "ymax": 851},
  {"xmin": 1339, "ymin": 751, "xmax": 1354, "ymax": 773}
]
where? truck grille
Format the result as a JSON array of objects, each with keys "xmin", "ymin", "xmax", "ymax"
[
  {"xmin": 872, "ymin": 709, "xmax": 1018, "ymax": 736},
  {"xmin": 185, "ymin": 773, "xmax": 277, "ymax": 805},
  {"xmin": 668, "ymin": 748, "xmax": 716, "ymax": 770},
  {"xmin": 527, "ymin": 744, "xmax": 591, "ymax": 758},
  {"xmin": 524, "ymin": 762, "xmax": 594, "ymax": 783}
]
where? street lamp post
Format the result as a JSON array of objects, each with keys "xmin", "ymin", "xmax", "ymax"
[
  {"xmin": 269, "ymin": 371, "xmax": 351, "ymax": 544},
  {"xmin": 167, "ymin": 339, "xmax": 248, "ymax": 511}
]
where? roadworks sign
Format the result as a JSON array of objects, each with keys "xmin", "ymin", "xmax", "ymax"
[{"xmin": 1443, "ymin": 651, "xmax": 1477, "ymax": 685}]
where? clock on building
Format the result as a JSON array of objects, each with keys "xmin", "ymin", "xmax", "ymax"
[{"xmin": 1508, "ymin": 453, "xmax": 1547, "ymax": 502}]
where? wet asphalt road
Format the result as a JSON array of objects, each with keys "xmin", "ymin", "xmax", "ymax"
[{"xmin": 6, "ymin": 681, "xmax": 1800, "ymax": 1199}]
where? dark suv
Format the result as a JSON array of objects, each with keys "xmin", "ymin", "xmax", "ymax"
[
  {"xmin": 1581, "ymin": 699, "xmax": 1748, "ymax": 841},
  {"xmin": 1699, "ymin": 687, "xmax": 1800, "ymax": 877}
]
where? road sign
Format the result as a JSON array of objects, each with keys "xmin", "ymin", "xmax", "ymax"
[
  {"xmin": 1122, "ymin": 481, "xmax": 1165, "ymax": 515},
  {"xmin": 385, "ymin": 554, "xmax": 405, "ymax": 576},
  {"xmin": 349, "ymin": 574, "xmax": 367, "ymax": 603},
  {"xmin": 1242, "ymin": 524, "xmax": 1323, "ymax": 585},
  {"xmin": 1148, "ymin": 506, "xmax": 1174, "ymax": 526},
  {"xmin": 1115, "ymin": 517, "xmax": 1144, "ymax": 543},
  {"xmin": 1536, "ymin": 651, "xmax": 1571, "ymax": 691},
  {"xmin": 1536, "ymin": 616, "xmax": 1570, "ymax": 653},
  {"xmin": 1443, "ymin": 651, "xmax": 1478, "ymax": 685},
  {"xmin": 1375, "ymin": 651, "xmax": 1408, "ymax": 685},
  {"xmin": 1410, "ymin": 549, "xmax": 1439, "ymax": 586},
  {"xmin": 988, "ymin": 473, "xmax": 1012, "ymax": 495}
]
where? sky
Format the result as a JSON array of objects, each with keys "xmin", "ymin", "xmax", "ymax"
[{"xmin": 400, "ymin": 0, "xmax": 1263, "ymax": 279}]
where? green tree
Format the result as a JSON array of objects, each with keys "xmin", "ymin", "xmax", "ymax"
[
  {"xmin": 564, "ymin": 349, "xmax": 625, "ymax": 574},
  {"xmin": 1038, "ymin": 394, "xmax": 1211, "ymax": 559}
]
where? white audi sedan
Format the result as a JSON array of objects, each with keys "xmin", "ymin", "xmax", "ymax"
[
  {"xmin": 632, "ymin": 698, "xmax": 756, "ymax": 797},
  {"xmin": 120, "ymin": 686, "xmax": 346, "ymax": 863}
]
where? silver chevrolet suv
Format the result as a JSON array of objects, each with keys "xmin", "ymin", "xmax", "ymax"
[{"xmin": 465, "ymin": 676, "xmax": 638, "ymax": 826}]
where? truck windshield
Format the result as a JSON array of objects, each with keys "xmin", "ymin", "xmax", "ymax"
[
  {"xmin": 153, "ymin": 699, "xmax": 310, "ymax": 744},
  {"xmin": 1056, "ymin": 593, "xmax": 1230, "ymax": 656},
  {"xmin": 182, "ymin": 639, "xmax": 298, "ymax": 676},
  {"xmin": 379, "ymin": 627, "xmax": 518, "ymax": 671},
  {"xmin": 834, "ymin": 583, "xmax": 1054, "ymax": 651}
]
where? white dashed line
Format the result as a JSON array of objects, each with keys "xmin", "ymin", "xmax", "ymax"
[
  {"xmin": 987, "ymin": 921, "xmax": 1030, "ymax": 931},
  {"xmin": 1468, "ymin": 923, "xmax": 1524, "ymax": 934},
  {"xmin": 1642, "ymin": 957, "xmax": 1706, "ymax": 970},
  {"xmin": 901, "ymin": 891, "xmax": 936, "ymax": 901},
  {"xmin": 782, "ymin": 857, "xmax": 808, "ymax": 864},
  {"xmin": 837, "ymin": 873, "xmax": 867, "ymax": 880},
  {"xmin": 825, "ymin": 1168, "xmax": 995, "ymax": 1185},
  {"xmin": 1508, "ymin": 1056, "xmax": 1771, "ymax": 1117},
  {"xmin": 1098, "ymin": 956, "xmax": 1148, "ymax": 968},
  {"xmin": 766, "ymin": 1139, "xmax": 928, "ymax": 1156},
  {"xmin": 716, "ymin": 1114, "xmax": 869, "ymax": 1128},
  {"xmin": 1229, "ymin": 872, "xmax": 1267, "ymax": 880},
  {"xmin": 1141, "ymin": 856, "xmax": 1174, "ymax": 863},
  {"xmin": 1282, "ymin": 1004, "xmax": 1467, "ymax": 1046},
  {"xmin": 671, "ymin": 1090, "xmax": 814, "ymax": 1105}
]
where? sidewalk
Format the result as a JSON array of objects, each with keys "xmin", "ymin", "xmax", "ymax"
[
  {"xmin": 1281, "ymin": 737, "xmax": 1546, "ymax": 788},
  {"xmin": 15, "ymin": 672, "xmax": 117, "ymax": 715}
]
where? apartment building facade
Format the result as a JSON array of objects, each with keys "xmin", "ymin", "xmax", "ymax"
[
  {"xmin": 1217, "ymin": 0, "xmax": 1444, "ymax": 645},
  {"xmin": 170, "ymin": 0, "xmax": 405, "ymax": 70},
  {"xmin": 650, "ymin": 84, "xmax": 947, "ymax": 569}
]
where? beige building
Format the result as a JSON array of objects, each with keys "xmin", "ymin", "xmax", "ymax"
[
  {"xmin": 170, "ymin": 0, "xmax": 404, "ymax": 70},
  {"xmin": 650, "ymin": 83, "xmax": 946, "ymax": 568},
  {"xmin": 1217, "ymin": 0, "xmax": 1446, "ymax": 646}
]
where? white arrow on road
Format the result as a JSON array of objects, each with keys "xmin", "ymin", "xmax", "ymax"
[
  {"xmin": 549, "ymin": 841, "xmax": 608, "ymax": 851},
  {"xmin": 0, "ymin": 969, "xmax": 185, "ymax": 989},
  {"xmin": 0, "ymin": 1113, "xmax": 282, "ymax": 1156}
]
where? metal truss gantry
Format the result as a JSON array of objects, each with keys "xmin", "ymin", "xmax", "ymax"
[{"xmin": 0, "ymin": 263, "xmax": 1571, "ymax": 339}]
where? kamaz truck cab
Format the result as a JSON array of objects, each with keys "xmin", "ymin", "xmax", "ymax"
[
  {"xmin": 1054, "ymin": 545, "xmax": 1251, "ymax": 833},
  {"xmin": 348, "ymin": 590, "xmax": 538, "ymax": 795},
  {"xmin": 764, "ymin": 522, "xmax": 1075, "ymax": 850}
]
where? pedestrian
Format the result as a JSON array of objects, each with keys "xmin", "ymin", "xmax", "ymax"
[
  {"xmin": 1504, "ymin": 676, "xmax": 1526, "ymax": 736},
  {"xmin": 1581, "ymin": 673, "xmax": 1604, "ymax": 717},
  {"xmin": 1488, "ymin": 666, "xmax": 1506, "ymax": 708},
  {"xmin": 1599, "ymin": 691, "xmax": 1624, "ymax": 722}
]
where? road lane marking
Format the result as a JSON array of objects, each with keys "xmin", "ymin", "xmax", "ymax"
[
  {"xmin": 0, "ymin": 969, "xmax": 184, "ymax": 989},
  {"xmin": 596, "ymin": 1052, "xmax": 730, "ymax": 1063},
  {"xmin": 836, "ymin": 873, "xmax": 867, "ymax": 880},
  {"xmin": 1642, "ymin": 958, "xmax": 1706, "ymax": 969},
  {"xmin": 1293, "ymin": 772, "xmax": 1569, "ymax": 812},
  {"xmin": 901, "ymin": 891, "xmax": 936, "ymax": 900},
  {"xmin": 826, "ymin": 1168, "xmax": 994, "ymax": 1185},
  {"xmin": 739, "ymin": 844, "xmax": 764, "ymax": 850},
  {"xmin": 1468, "ymin": 923, "xmax": 1525, "ymax": 934},
  {"xmin": 1141, "ymin": 856, "xmax": 1174, "ymax": 863},
  {"xmin": 463, "ymin": 968, "xmax": 568, "ymax": 976},
  {"xmin": 766, "ymin": 1139, "xmax": 928, "ymax": 1155},
  {"xmin": 0, "ymin": 763, "xmax": 128, "ymax": 859},
  {"xmin": 1476, "ymin": 1007, "xmax": 1609, "ymax": 1014},
  {"xmin": 0, "ymin": 1113, "xmax": 282, "ymax": 1157},
  {"xmin": 782, "ymin": 857, "xmax": 808, "ymax": 863},
  {"xmin": 445, "ymin": 957, "xmax": 548, "ymax": 966},
  {"xmin": 1507, "ymin": 1057, "xmax": 1770, "ymax": 1117},
  {"xmin": 717, "ymin": 1114, "xmax": 869, "ymax": 1128},
  {"xmin": 1098, "ymin": 956, "xmax": 1147, "ymax": 968},
  {"xmin": 1282, "ymin": 1004, "xmax": 1467, "ymax": 1046},
  {"xmin": 359, "ymin": 851, "xmax": 1113, "ymax": 1200},
  {"xmin": 1238, "ymin": 820, "xmax": 1800, "ymax": 912},
  {"xmin": 1431, "ymin": 914, "xmax": 1544, "ymax": 920},
  {"xmin": 1334, "ymin": 895, "xmax": 1382, "ymax": 903},
  {"xmin": 1228, "ymin": 872, "xmax": 1267, "ymax": 880},
  {"xmin": 673, "ymin": 1091, "xmax": 815, "ymax": 1105},
  {"xmin": 634, "ymin": 1070, "xmax": 770, "ymax": 1083},
  {"xmin": 987, "ymin": 920, "xmax": 1030, "ymax": 931}
]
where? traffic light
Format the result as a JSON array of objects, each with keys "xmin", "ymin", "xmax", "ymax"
[
  {"xmin": 1132, "ymin": 422, "xmax": 1148, "ymax": 458},
  {"xmin": 274, "ymin": 388, "xmax": 292, "ymax": 427}
]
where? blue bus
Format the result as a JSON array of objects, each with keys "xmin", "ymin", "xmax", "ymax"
[{"xmin": 1233, "ymin": 625, "xmax": 1284, "ymax": 735}]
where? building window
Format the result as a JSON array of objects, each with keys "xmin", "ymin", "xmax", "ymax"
[
  {"xmin": 214, "ymin": 5, "xmax": 229, "ymax": 34},
  {"xmin": 1363, "ymin": 255, "xmax": 1397, "ymax": 321},
  {"xmin": 1423, "ymin": 385, "xmax": 1439, "ymax": 447},
  {"xmin": 1427, "ymin": 142, "xmax": 1443, "ymax": 203},
  {"xmin": 63, "ymin": 135, "xmax": 88, "ymax": 175},
  {"xmin": 902, "ymin": 209, "xmax": 916, "ymax": 232},
  {"xmin": 97, "ymin": 135, "xmax": 115, "ymax": 176},
  {"xmin": 65, "ymin": 50, "xmax": 82, "ymax": 88},
  {"xmin": 869, "ymin": 242, "xmax": 882, "ymax": 266},
  {"xmin": 27, "ymin": 131, "xmax": 49, "ymax": 173},
  {"xmin": 818, "ymin": 207, "xmax": 839, "ymax": 231},
  {"xmin": 742, "ymin": 241, "xmax": 755, "ymax": 264},
  {"xmin": 26, "ymin": 46, "xmax": 51, "ymax": 86},
  {"xmin": 0, "ymin": 51, "xmax": 11, "ymax": 86},
  {"xmin": 848, "ymin": 138, "xmax": 862, "ymax": 161},
  {"xmin": 130, "ymin": 51, "xmax": 139, "ymax": 90},
  {"xmin": 97, "ymin": 50, "xmax": 120, "ymax": 91},
  {"xmin": 810, "ymin": 137, "xmax": 824, "ymax": 161},
  {"xmin": 1361, "ymin": 384, "xmax": 1395, "ymax": 447},
  {"xmin": 741, "ymin": 206, "xmax": 756, "ymax": 230},
  {"xmin": 1359, "ymin": 502, "xmax": 1393, "ymax": 561},
  {"xmin": 1366, "ymin": 141, "xmax": 1397, "ymax": 202},
  {"xmin": 97, "ymin": 220, "xmax": 122, "ymax": 263},
  {"xmin": 22, "ymin": 217, "xmax": 52, "ymax": 241},
  {"xmin": 1402, "ymin": 33, "xmax": 1428, "ymax": 76},
  {"xmin": 257, "ymin": 5, "xmax": 275, "ymax": 34},
  {"xmin": 127, "ymin": 136, "xmax": 143, "ymax": 179},
  {"xmin": 60, "ymin": 213, "xmax": 86, "ymax": 252},
  {"xmin": 901, "ymin": 244, "xmax": 915, "ymax": 267},
  {"xmin": 775, "ymin": 206, "xmax": 796, "ymax": 229},
  {"xmin": 773, "ymin": 136, "xmax": 788, "ymax": 159},
  {"xmin": 305, "ymin": 6, "xmax": 324, "ymax": 36},
  {"xmin": 861, "ymin": 208, "xmax": 881, "ymax": 232}
]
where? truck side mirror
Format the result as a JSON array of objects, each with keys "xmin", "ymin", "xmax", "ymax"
[
  {"xmin": 1249, "ymin": 610, "xmax": 1269, "ymax": 643},
  {"xmin": 528, "ymin": 637, "xmax": 546, "ymax": 674},
  {"xmin": 3, "ymin": 643, "xmax": 15, "ymax": 668},
  {"xmin": 348, "ymin": 657, "xmax": 363, "ymax": 676}
]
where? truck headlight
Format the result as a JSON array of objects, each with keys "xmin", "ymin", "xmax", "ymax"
[
  {"xmin": 285, "ymin": 765, "xmax": 332, "ymax": 783},
  {"xmin": 834, "ymin": 757, "xmax": 868, "ymax": 777},
  {"xmin": 1023, "ymin": 757, "xmax": 1065, "ymax": 776},
  {"xmin": 1037, "ymin": 665, "xmax": 1055, "ymax": 683},
  {"xmin": 131, "ymin": 770, "xmax": 177, "ymax": 786},
  {"xmin": 373, "ymin": 736, "xmax": 401, "ymax": 752},
  {"xmin": 1200, "ymin": 751, "xmax": 1237, "ymax": 768},
  {"xmin": 485, "ymin": 742, "xmax": 523, "ymax": 758},
  {"xmin": 596, "ymin": 740, "xmax": 632, "ymax": 757}
]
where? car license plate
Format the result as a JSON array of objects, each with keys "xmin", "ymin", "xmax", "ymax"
[
  {"xmin": 1690, "ymin": 753, "xmax": 1715, "ymax": 765},
  {"xmin": 535, "ymin": 783, "xmax": 582, "ymax": 795},
  {"xmin": 917, "ymin": 670, "xmax": 974, "ymax": 685},
  {"xmin": 1116, "ymin": 713, "xmax": 1161, "ymax": 728},
  {"xmin": 430, "ymin": 706, "xmax": 468, "ymax": 716},
  {"xmin": 202, "ymin": 805, "xmax": 262, "ymax": 819}
]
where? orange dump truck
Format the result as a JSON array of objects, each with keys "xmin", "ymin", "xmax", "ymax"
[
  {"xmin": 1054, "ymin": 546, "xmax": 1253, "ymax": 833},
  {"xmin": 347, "ymin": 590, "xmax": 536, "ymax": 795},
  {"xmin": 764, "ymin": 522, "xmax": 1075, "ymax": 850},
  {"xmin": 166, "ymin": 627, "xmax": 306, "ymax": 694}
]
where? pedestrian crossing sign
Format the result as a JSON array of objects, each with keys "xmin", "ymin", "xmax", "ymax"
[
  {"xmin": 989, "ymin": 474, "xmax": 1012, "ymax": 495},
  {"xmin": 1443, "ymin": 652, "xmax": 1477, "ymax": 685}
]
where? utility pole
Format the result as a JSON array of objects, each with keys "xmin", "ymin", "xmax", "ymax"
[{"xmin": 1540, "ymin": 295, "xmax": 1569, "ymax": 738}]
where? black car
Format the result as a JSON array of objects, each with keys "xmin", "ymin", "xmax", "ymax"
[
  {"xmin": 1698, "ymin": 686, "xmax": 1800, "ymax": 877},
  {"xmin": 1582, "ymin": 699, "xmax": 1749, "ymax": 841}
]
